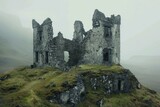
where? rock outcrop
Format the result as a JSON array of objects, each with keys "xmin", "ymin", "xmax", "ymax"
[
  {"xmin": 48, "ymin": 76, "xmax": 85, "ymax": 106},
  {"xmin": 47, "ymin": 66, "xmax": 140, "ymax": 107}
]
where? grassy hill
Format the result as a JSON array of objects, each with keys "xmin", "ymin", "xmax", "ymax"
[{"xmin": 0, "ymin": 65, "xmax": 160, "ymax": 107}]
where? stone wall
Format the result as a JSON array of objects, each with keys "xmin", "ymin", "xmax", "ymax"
[
  {"xmin": 32, "ymin": 18, "xmax": 53, "ymax": 67},
  {"xmin": 80, "ymin": 9, "xmax": 121, "ymax": 65},
  {"xmin": 32, "ymin": 9, "xmax": 121, "ymax": 70}
]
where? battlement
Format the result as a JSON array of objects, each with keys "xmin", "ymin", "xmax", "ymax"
[{"xmin": 32, "ymin": 9, "xmax": 121, "ymax": 70}]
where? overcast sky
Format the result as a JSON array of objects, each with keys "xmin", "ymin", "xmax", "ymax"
[{"xmin": 0, "ymin": 0, "xmax": 160, "ymax": 60}]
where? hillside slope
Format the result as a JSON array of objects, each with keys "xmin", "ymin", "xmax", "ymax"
[{"xmin": 0, "ymin": 65, "xmax": 160, "ymax": 107}]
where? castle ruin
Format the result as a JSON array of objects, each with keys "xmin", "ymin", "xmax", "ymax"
[{"xmin": 32, "ymin": 9, "xmax": 121, "ymax": 70}]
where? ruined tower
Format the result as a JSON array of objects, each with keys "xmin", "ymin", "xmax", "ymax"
[
  {"xmin": 32, "ymin": 18, "xmax": 53, "ymax": 67},
  {"xmin": 80, "ymin": 9, "xmax": 121, "ymax": 64},
  {"xmin": 32, "ymin": 9, "xmax": 121, "ymax": 70}
]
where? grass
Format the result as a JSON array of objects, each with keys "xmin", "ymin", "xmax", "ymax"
[
  {"xmin": 75, "ymin": 64, "xmax": 124, "ymax": 73},
  {"xmin": 0, "ymin": 65, "xmax": 160, "ymax": 107}
]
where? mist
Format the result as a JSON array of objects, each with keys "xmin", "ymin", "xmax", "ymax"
[
  {"xmin": 122, "ymin": 57, "xmax": 160, "ymax": 92},
  {"xmin": 0, "ymin": 0, "xmax": 160, "ymax": 92},
  {"xmin": 0, "ymin": 12, "xmax": 33, "ymax": 72}
]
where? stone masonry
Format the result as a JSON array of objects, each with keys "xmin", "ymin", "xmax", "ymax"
[{"xmin": 32, "ymin": 9, "xmax": 121, "ymax": 70}]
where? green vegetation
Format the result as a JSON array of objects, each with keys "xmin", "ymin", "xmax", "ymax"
[{"xmin": 0, "ymin": 65, "xmax": 160, "ymax": 107}]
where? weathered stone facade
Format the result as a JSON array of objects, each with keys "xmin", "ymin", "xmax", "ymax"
[{"xmin": 32, "ymin": 9, "xmax": 121, "ymax": 70}]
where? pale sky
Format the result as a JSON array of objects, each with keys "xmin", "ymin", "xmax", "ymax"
[{"xmin": 1, "ymin": 0, "xmax": 160, "ymax": 60}]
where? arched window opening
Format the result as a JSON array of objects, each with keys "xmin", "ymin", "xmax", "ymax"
[
  {"xmin": 39, "ymin": 30, "xmax": 42, "ymax": 41},
  {"xmin": 64, "ymin": 51, "xmax": 69, "ymax": 62},
  {"xmin": 45, "ymin": 51, "xmax": 49, "ymax": 64},
  {"xmin": 35, "ymin": 52, "xmax": 38, "ymax": 62}
]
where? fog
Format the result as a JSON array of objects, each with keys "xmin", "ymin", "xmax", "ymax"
[
  {"xmin": 122, "ymin": 56, "xmax": 160, "ymax": 92},
  {"xmin": 0, "ymin": 12, "xmax": 32, "ymax": 71},
  {"xmin": 0, "ymin": 0, "xmax": 160, "ymax": 92}
]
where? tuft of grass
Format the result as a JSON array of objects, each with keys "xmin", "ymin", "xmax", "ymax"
[{"xmin": 26, "ymin": 90, "xmax": 47, "ymax": 107}]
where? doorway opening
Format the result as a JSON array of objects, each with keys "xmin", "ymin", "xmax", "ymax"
[
  {"xmin": 39, "ymin": 30, "xmax": 42, "ymax": 41},
  {"xmin": 103, "ymin": 48, "xmax": 111, "ymax": 63},
  {"xmin": 118, "ymin": 80, "xmax": 121, "ymax": 91},
  {"xmin": 103, "ymin": 51, "xmax": 109, "ymax": 61}
]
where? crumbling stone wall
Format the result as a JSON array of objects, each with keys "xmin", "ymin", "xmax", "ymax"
[
  {"xmin": 32, "ymin": 18, "xmax": 53, "ymax": 67},
  {"xmin": 73, "ymin": 21, "xmax": 85, "ymax": 43},
  {"xmin": 32, "ymin": 9, "xmax": 121, "ymax": 70},
  {"xmin": 80, "ymin": 9, "xmax": 121, "ymax": 65}
]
